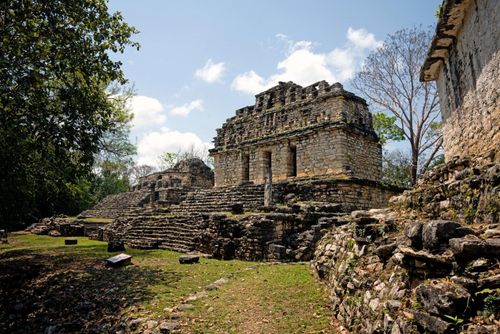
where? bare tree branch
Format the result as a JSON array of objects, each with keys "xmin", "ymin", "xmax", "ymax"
[{"xmin": 351, "ymin": 27, "xmax": 441, "ymax": 184}]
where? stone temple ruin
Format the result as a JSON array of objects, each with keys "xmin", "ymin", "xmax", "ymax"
[
  {"xmin": 211, "ymin": 81, "xmax": 382, "ymax": 186},
  {"xmin": 30, "ymin": 81, "xmax": 401, "ymax": 261},
  {"xmin": 25, "ymin": 0, "xmax": 499, "ymax": 332}
]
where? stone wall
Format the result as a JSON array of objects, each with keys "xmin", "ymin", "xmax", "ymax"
[
  {"xmin": 210, "ymin": 81, "xmax": 382, "ymax": 187},
  {"xmin": 421, "ymin": 0, "xmax": 500, "ymax": 162},
  {"xmin": 312, "ymin": 210, "xmax": 500, "ymax": 333},
  {"xmin": 392, "ymin": 157, "xmax": 499, "ymax": 225},
  {"xmin": 274, "ymin": 178, "xmax": 401, "ymax": 211}
]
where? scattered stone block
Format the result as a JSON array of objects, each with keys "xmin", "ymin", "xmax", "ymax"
[
  {"xmin": 178, "ymin": 255, "xmax": 199, "ymax": 264},
  {"xmin": 206, "ymin": 277, "xmax": 229, "ymax": 290},
  {"xmin": 422, "ymin": 220, "xmax": 473, "ymax": 251},
  {"xmin": 176, "ymin": 303, "xmax": 194, "ymax": 311},
  {"xmin": 449, "ymin": 236, "xmax": 500, "ymax": 259},
  {"xmin": 64, "ymin": 238, "xmax": 77, "ymax": 245},
  {"xmin": 159, "ymin": 321, "xmax": 178, "ymax": 334},
  {"xmin": 411, "ymin": 310, "xmax": 450, "ymax": 334},
  {"xmin": 415, "ymin": 281, "xmax": 471, "ymax": 316},
  {"xmin": 375, "ymin": 242, "xmax": 397, "ymax": 261},
  {"xmin": 48, "ymin": 230, "xmax": 61, "ymax": 237},
  {"xmin": 107, "ymin": 240, "xmax": 125, "ymax": 252},
  {"xmin": 404, "ymin": 221, "xmax": 423, "ymax": 249},
  {"xmin": 106, "ymin": 253, "xmax": 132, "ymax": 267}
]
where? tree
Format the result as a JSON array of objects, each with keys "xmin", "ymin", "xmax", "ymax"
[
  {"xmin": 0, "ymin": 0, "xmax": 139, "ymax": 229},
  {"xmin": 381, "ymin": 150, "xmax": 413, "ymax": 188},
  {"xmin": 372, "ymin": 113, "xmax": 405, "ymax": 146},
  {"xmin": 129, "ymin": 164, "xmax": 156, "ymax": 185},
  {"xmin": 352, "ymin": 27, "xmax": 442, "ymax": 184}
]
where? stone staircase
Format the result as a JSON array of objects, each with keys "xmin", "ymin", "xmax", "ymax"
[
  {"xmin": 110, "ymin": 213, "xmax": 206, "ymax": 252},
  {"xmin": 169, "ymin": 184, "xmax": 264, "ymax": 214},
  {"xmin": 79, "ymin": 191, "xmax": 150, "ymax": 219}
]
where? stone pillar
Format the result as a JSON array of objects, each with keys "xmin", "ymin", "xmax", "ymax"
[{"xmin": 264, "ymin": 167, "xmax": 273, "ymax": 207}]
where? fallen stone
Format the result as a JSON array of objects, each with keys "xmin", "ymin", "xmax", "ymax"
[
  {"xmin": 415, "ymin": 281, "xmax": 471, "ymax": 316},
  {"xmin": 450, "ymin": 276, "xmax": 477, "ymax": 290},
  {"xmin": 106, "ymin": 253, "xmax": 132, "ymax": 267},
  {"xmin": 386, "ymin": 300, "xmax": 402, "ymax": 312},
  {"xmin": 176, "ymin": 303, "xmax": 193, "ymax": 311},
  {"xmin": 398, "ymin": 246, "xmax": 454, "ymax": 277},
  {"xmin": 404, "ymin": 221, "xmax": 423, "ymax": 249},
  {"xmin": 411, "ymin": 310, "xmax": 450, "ymax": 334},
  {"xmin": 48, "ymin": 230, "xmax": 61, "ymax": 237},
  {"xmin": 178, "ymin": 255, "xmax": 199, "ymax": 264},
  {"xmin": 206, "ymin": 277, "xmax": 229, "ymax": 290},
  {"xmin": 107, "ymin": 240, "xmax": 125, "ymax": 252},
  {"xmin": 158, "ymin": 321, "xmax": 178, "ymax": 334},
  {"xmin": 477, "ymin": 273, "xmax": 500, "ymax": 289},
  {"xmin": 169, "ymin": 312, "xmax": 181, "ymax": 320},
  {"xmin": 128, "ymin": 318, "xmax": 146, "ymax": 330},
  {"xmin": 422, "ymin": 220, "xmax": 473, "ymax": 251},
  {"xmin": 482, "ymin": 228, "xmax": 500, "ymax": 238},
  {"xmin": 375, "ymin": 242, "xmax": 398, "ymax": 261},
  {"xmin": 64, "ymin": 238, "xmax": 77, "ymax": 245},
  {"xmin": 465, "ymin": 324, "xmax": 500, "ymax": 334},
  {"xmin": 467, "ymin": 258, "xmax": 492, "ymax": 272},
  {"xmin": 449, "ymin": 236, "xmax": 500, "ymax": 259},
  {"xmin": 184, "ymin": 291, "xmax": 208, "ymax": 302}
]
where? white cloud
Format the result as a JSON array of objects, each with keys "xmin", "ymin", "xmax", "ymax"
[
  {"xmin": 127, "ymin": 95, "xmax": 167, "ymax": 129},
  {"xmin": 170, "ymin": 99, "xmax": 204, "ymax": 117},
  {"xmin": 231, "ymin": 70, "xmax": 267, "ymax": 95},
  {"xmin": 195, "ymin": 59, "xmax": 226, "ymax": 83},
  {"xmin": 232, "ymin": 27, "xmax": 382, "ymax": 94},
  {"xmin": 346, "ymin": 27, "xmax": 383, "ymax": 49},
  {"xmin": 137, "ymin": 128, "xmax": 212, "ymax": 167}
]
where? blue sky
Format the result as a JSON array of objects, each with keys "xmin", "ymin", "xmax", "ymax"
[{"xmin": 108, "ymin": 0, "xmax": 441, "ymax": 167}]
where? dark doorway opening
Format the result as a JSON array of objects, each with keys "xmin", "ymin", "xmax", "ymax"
[
  {"xmin": 264, "ymin": 151, "xmax": 272, "ymax": 181},
  {"xmin": 242, "ymin": 154, "xmax": 250, "ymax": 182},
  {"xmin": 288, "ymin": 146, "xmax": 297, "ymax": 177}
]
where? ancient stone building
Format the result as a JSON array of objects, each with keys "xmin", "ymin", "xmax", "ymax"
[
  {"xmin": 31, "ymin": 82, "xmax": 402, "ymax": 262},
  {"xmin": 132, "ymin": 158, "xmax": 214, "ymax": 192},
  {"xmin": 210, "ymin": 81, "xmax": 382, "ymax": 187},
  {"xmin": 421, "ymin": 0, "xmax": 499, "ymax": 162}
]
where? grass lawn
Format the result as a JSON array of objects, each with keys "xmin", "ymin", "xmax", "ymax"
[{"xmin": 0, "ymin": 232, "xmax": 333, "ymax": 333}]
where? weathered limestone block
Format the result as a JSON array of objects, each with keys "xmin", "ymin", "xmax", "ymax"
[
  {"xmin": 415, "ymin": 281, "xmax": 471, "ymax": 316},
  {"xmin": 178, "ymin": 255, "xmax": 199, "ymax": 264}
]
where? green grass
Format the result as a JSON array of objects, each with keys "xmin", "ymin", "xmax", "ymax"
[
  {"xmin": 185, "ymin": 263, "xmax": 332, "ymax": 334},
  {"xmin": 1, "ymin": 232, "xmax": 334, "ymax": 333}
]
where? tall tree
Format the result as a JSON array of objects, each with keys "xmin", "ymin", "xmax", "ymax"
[
  {"xmin": 0, "ymin": 0, "xmax": 139, "ymax": 229},
  {"xmin": 352, "ymin": 27, "xmax": 442, "ymax": 184}
]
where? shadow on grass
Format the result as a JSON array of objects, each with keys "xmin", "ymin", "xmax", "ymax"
[{"xmin": 0, "ymin": 249, "xmax": 181, "ymax": 333}]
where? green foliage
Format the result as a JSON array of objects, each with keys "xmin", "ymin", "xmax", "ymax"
[
  {"xmin": 91, "ymin": 160, "xmax": 131, "ymax": 203},
  {"xmin": 0, "ymin": 0, "xmax": 138, "ymax": 229},
  {"xmin": 382, "ymin": 150, "xmax": 412, "ymax": 188},
  {"xmin": 373, "ymin": 113, "xmax": 405, "ymax": 146},
  {"xmin": 443, "ymin": 314, "xmax": 464, "ymax": 329},
  {"xmin": 158, "ymin": 152, "xmax": 178, "ymax": 170},
  {"xmin": 476, "ymin": 288, "xmax": 500, "ymax": 316}
]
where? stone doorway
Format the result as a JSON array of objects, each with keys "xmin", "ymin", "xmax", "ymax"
[{"xmin": 242, "ymin": 154, "xmax": 250, "ymax": 183}]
